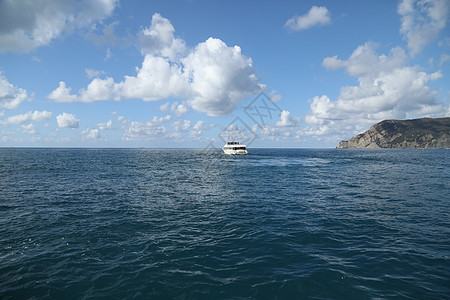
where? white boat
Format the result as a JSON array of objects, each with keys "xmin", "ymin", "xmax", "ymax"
[{"xmin": 222, "ymin": 141, "xmax": 248, "ymax": 155}]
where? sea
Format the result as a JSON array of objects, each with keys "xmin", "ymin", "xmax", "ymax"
[{"xmin": 0, "ymin": 148, "xmax": 448, "ymax": 299}]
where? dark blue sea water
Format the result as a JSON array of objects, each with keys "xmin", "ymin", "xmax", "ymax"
[{"xmin": 0, "ymin": 148, "xmax": 449, "ymax": 299}]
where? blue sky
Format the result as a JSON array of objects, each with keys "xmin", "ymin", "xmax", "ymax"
[{"xmin": 0, "ymin": 0, "xmax": 449, "ymax": 148}]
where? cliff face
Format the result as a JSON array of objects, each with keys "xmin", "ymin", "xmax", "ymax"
[{"xmin": 336, "ymin": 118, "xmax": 450, "ymax": 149}]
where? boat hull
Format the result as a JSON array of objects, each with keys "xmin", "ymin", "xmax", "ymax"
[{"xmin": 222, "ymin": 148, "xmax": 248, "ymax": 155}]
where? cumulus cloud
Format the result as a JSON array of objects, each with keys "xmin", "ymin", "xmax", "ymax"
[
  {"xmin": 48, "ymin": 14, "xmax": 262, "ymax": 117},
  {"xmin": 189, "ymin": 120, "xmax": 216, "ymax": 139},
  {"xmin": 172, "ymin": 119, "xmax": 191, "ymax": 132},
  {"xmin": 172, "ymin": 103, "xmax": 188, "ymax": 116},
  {"xmin": 119, "ymin": 114, "xmax": 213, "ymax": 141},
  {"xmin": 322, "ymin": 43, "xmax": 408, "ymax": 77},
  {"xmin": 252, "ymin": 124, "xmax": 294, "ymax": 142},
  {"xmin": 2, "ymin": 110, "xmax": 52, "ymax": 125},
  {"xmin": 269, "ymin": 91, "xmax": 282, "ymax": 102},
  {"xmin": 81, "ymin": 77, "xmax": 119, "ymax": 101},
  {"xmin": 56, "ymin": 112, "xmax": 79, "ymax": 128},
  {"xmin": 48, "ymin": 78, "xmax": 120, "ymax": 102},
  {"xmin": 183, "ymin": 38, "xmax": 262, "ymax": 116},
  {"xmin": 138, "ymin": 13, "xmax": 186, "ymax": 59},
  {"xmin": 122, "ymin": 115, "xmax": 172, "ymax": 141},
  {"xmin": 275, "ymin": 110, "xmax": 301, "ymax": 127},
  {"xmin": 22, "ymin": 123, "xmax": 37, "ymax": 134},
  {"xmin": 398, "ymin": 0, "xmax": 450, "ymax": 56},
  {"xmin": 120, "ymin": 55, "xmax": 188, "ymax": 101},
  {"xmin": 192, "ymin": 120, "xmax": 205, "ymax": 131},
  {"xmin": 220, "ymin": 122, "xmax": 255, "ymax": 144},
  {"xmin": 48, "ymin": 82, "xmax": 80, "ymax": 103},
  {"xmin": 96, "ymin": 119, "xmax": 114, "ymax": 130},
  {"xmin": 0, "ymin": 73, "xmax": 29, "ymax": 109},
  {"xmin": 243, "ymin": 110, "xmax": 301, "ymax": 143},
  {"xmin": 285, "ymin": 6, "xmax": 331, "ymax": 31},
  {"xmin": 304, "ymin": 42, "xmax": 447, "ymax": 140},
  {"xmin": 123, "ymin": 122, "xmax": 168, "ymax": 141},
  {"xmin": 80, "ymin": 117, "xmax": 125, "ymax": 142},
  {"xmin": 0, "ymin": 0, "xmax": 118, "ymax": 53},
  {"xmin": 82, "ymin": 128, "xmax": 102, "ymax": 141},
  {"xmin": 189, "ymin": 120, "xmax": 205, "ymax": 138},
  {"xmin": 160, "ymin": 101, "xmax": 189, "ymax": 116}
]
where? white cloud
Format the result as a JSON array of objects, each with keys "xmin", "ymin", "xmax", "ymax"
[
  {"xmin": 159, "ymin": 102, "xmax": 170, "ymax": 112},
  {"xmin": 190, "ymin": 120, "xmax": 217, "ymax": 140},
  {"xmin": 322, "ymin": 43, "xmax": 408, "ymax": 77},
  {"xmin": 163, "ymin": 101, "xmax": 189, "ymax": 116},
  {"xmin": 152, "ymin": 115, "xmax": 172, "ymax": 123},
  {"xmin": 105, "ymin": 48, "xmax": 113, "ymax": 61},
  {"xmin": 97, "ymin": 119, "xmax": 114, "ymax": 130},
  {"xmin": 3, "ymin": 110, "xmax": 52, "ymax": 125},
  {"xmin": 119, "ymin": 55, "xmax": 189, "ymax": 101},
  {"xmin": 183, "ymin": 38, "xmax": 262, "ymax": 116},
  {"xmin": 48, "ymin": 78, "xmax": 120, "ymax": 102},
  {"xmin": 304, "ymin": 42, "xmax": 448, "ymax": 139},
  {"xmin": 119, "ymin": 36, "xmax": 262, "ymax": 116},
  {"xmin": 0, "ymin": 73, "xmax": 29, "ymax": 109},
  {"xmin": 82, "ymin": 128, "xmax": 102, "ymax": 141},
  {"xmin": 81, "ymin": 77, "xmax": 119, "ymax": 101},
  {"xmin": 172, "ymin": 119, "xmax": 191, "ymax": 132},
  {"xmin": 189, "ymin": 121, "xmax": 204, "ymax": 138},
  {"xmin": 116, "ymin": 115, "xmax": 127, "ymax": 123},
  {"xmin": 48, "ymin": 14, "xmax": 262, "ymax": 117},
  {"xmin": 275, "ymin": 110, "xmax": 301, "ymax": 127},
  {"xmin": 122, "ymin": 121, "xmax": 167, "ymax": 141},
  {"xmin": 189, "ymin": 120, "xmax": 216, "ymax": 139},
  {"xmin": 285, "ymin": 6, "xmax": 331, "ymax": 31},
  {"xmin": 0, "ymin": 0, "xmax": 118, "ymax": 53},
  {"xmin": 120, "ymin": 114, "xmax": 212, "ymax": 141},
  {"xmin": 22, "ymin": 123, "xmax": 37, "ymax": 134},
  {"xmin": 172, "ymin": 102, "xmax": 188, "ymax": 117},
  {"xmin": 220, "ymin": 123, "xmax": 254, "ymax": 144},
  {"xmin": 49, "ymin": 57, "xmax": 188, "ymax": 103},
  {"xmin": 192, "ymin": 120, "xmax": 205, "ymax": 131},
  {"xmin": 244, "ymin": 110, "xmax": 301, "ymax": 143},
  {"xmin": 269, "ymin": 91, "xmax": 282, "ymax": 102},
  {"xmin": 85, "ymin": 68, "xmax": 106, "ymax": 79},
  {"xmin": 56, "ymin": 112, "xmax": 79, "ymax": 128},
  {"xmin": 138, "ymin": 13, "xmax": 186, "ymax": 59},
  {"xmin": 47, "ymin": 82, "xmax": 79, "ymax": 102},
  {"xmin": 122, "ymin": 116, "xmax": 172, "ymax": 141},
  {"xmin": 398, "ymin": 0, "xmax": 450, "ymax": 56},
  {"xmin": 253, "ymin": 124, "xmax": 293, "ymax": 142}
]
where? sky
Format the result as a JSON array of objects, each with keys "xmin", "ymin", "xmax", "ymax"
[{"xmin": 0, "ymin": 0, "xmax": 449, "ymax": 148}]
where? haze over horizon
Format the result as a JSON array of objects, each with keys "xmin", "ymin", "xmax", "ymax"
[{"xmin": 0, "ymin": 0, "xmax": 449, "ymax": 148}]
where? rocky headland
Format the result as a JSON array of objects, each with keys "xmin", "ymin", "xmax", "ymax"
[{"xmin": 336, "ymin": 118, "xmax": 450, "ymax": 149}]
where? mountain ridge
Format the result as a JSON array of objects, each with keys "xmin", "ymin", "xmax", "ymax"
[{"xmin": 336, "ymin": 118, "xmax": 450, "ymax": 149}]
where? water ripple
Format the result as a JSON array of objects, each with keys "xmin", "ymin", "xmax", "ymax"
[{"xmin": 0, "ymin": 148, "xmax": 449, "ymax": 299}]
